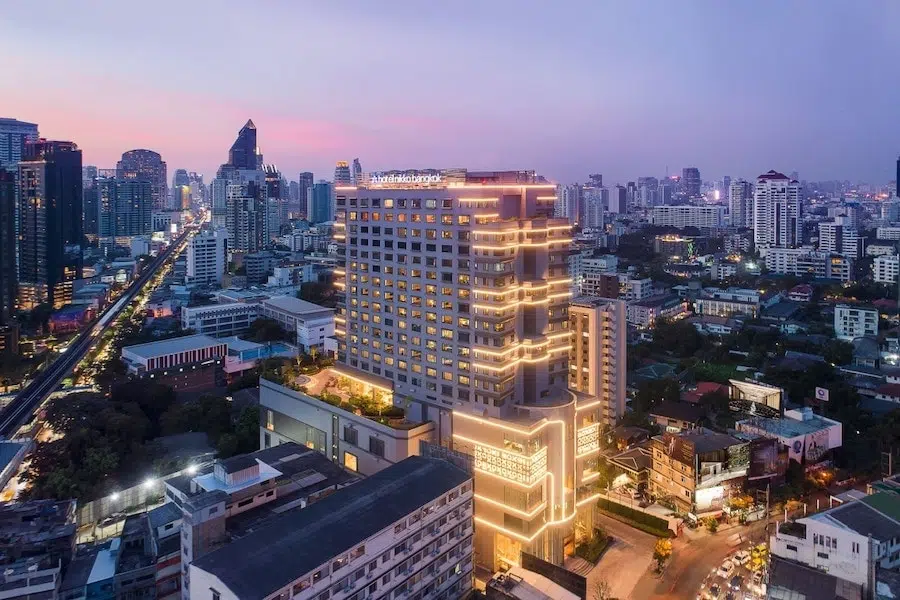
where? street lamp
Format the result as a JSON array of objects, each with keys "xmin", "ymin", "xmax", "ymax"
[
  {"xmin": 186, "ymin": 465, "xmax": 198, "ymax": 476},
  {"xmin": 110, "ymin": 492, "xmax": 120, "ymax": 501}
]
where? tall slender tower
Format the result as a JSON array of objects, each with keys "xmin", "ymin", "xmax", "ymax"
[
  {"xmin": 729, "ymin": 179, "xmax": 753, "ymax": 228},
  {"xmin": 116, "ymin": 149, "xmax": 167, "ymax": 211},
  {"xmin": 0, "ymin": 118, "xmax": 39, "ymax": 170},
  {"xmin": 334, "ymin": 161, "xmax": 352, "ymax": 185},
  {"xmin": 753, "ymin": 170, "xmax": 803, "ymax": 250},
  {"xmin": 18, "ymin": 140, "xmax": 83, "ymax": 309},
  {"xmin": 0, "ymin": 170, "xmax": 16, "ymax": 323}
]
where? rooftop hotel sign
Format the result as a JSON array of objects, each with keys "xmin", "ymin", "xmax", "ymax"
[{"xmin": 369, "ymin": 173, "xmax": 442, "ymax": 185}]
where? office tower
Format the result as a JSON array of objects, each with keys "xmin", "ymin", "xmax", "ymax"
[
  {"xmin": 729, "ymin": 179, "xmax": 753, "ymax": 228},
  {"xmin": 609, "ymin": 184, "xmax": 627, "ymax": 213},
  {"xmin": 554, "ymin": 184, "xmax": 581, "ymax": 224},
  {"xmin": 116, "ymin": 149, "xmax": 167, "ymax": 211},
  {"xmin": 309, "ymin": 181, "xmax": 334, "ymax": 223},
  {"xmin": 188, "ymin": 172, "xmax": 205, "ymax": 206},
  {"xmin": 82, "ymin": 166, "xmax": 97, "ymax": 182},
  {"xmin": 583, "ymin": 187, "xmax": 605, "ymax": 227},
  {"xmin": 173, "ymin": 168, "xmax": 190, "ymax": 189},
  {"xmin": 97, "ymin": 178, "xmax": 153, "ymax": 245},
  {"xmin": 297, "ymin": 171, "xmax": 314, "ymax": 218},
  {"xmin": 658, "ymin": 180, "xmax": 674, "ymax": 205},
  {"xmin": 209, "ymin": 178, "xmax": 227, "ymax": 229},
  {"xmin": 637, "ymin": 176, "xmax": 659, "ymax": 207},
  {"xmin": 682, "ymin": 167, "xmax": 701, "ymax": 197},
  {"xmin": 227, "ymin": 119, "xmax": 261, "ymax": 170},
  {"xmin": 18, "ymin": 140, "xmax": 83, "ymax": 309},
  {"xmin": 82, "ymin": 170, "xmax": 99, "ymax": 239},
  {"xmin": 351, "ymin": 157, "xmax": 362, "ymax": 184},
  {"xmin": 819, "ymin": 217, "xmax": 862, "ymax": 259},
  {"xmin": 723, "ymin": 175, "xmax": 732, "ymax": 201},
  {"xmin": 335, "ymin": 169, "xmax": 604, "ymax": 571},
  {"xmin": 334, "ymin": 161, "xmax": 352, "ymax": 185},
  {"xmin": 588, "ymin": 173, "xmax": 602, "ymax": 188},
  {"xmin": 263, "ymin": 164, "xmax": 285, "ymax": 237},
  {"xmin": 753, "ymin": 170, "xmax": 803, "ymax": 250},
  {"xmin": 186, "ymin": 227, "xmax": 228, "ymax": 285},
  {"xmin": 626, "ymin": 181, "xmax": 637, "ymax": 210},
  {"xmin": 0, "ymin": 171, "xmax": 15, "ymax": 323},
  {"xmin": 174, "ymin": 185, "xmax": 191, "ymax": 211},
  {"xmin": 569, "ymin": 296, "xmax": 627, "ymax": 422},
  {"xmin": 225, "ymin": 176, "xmax": 266, "ymax": 253},
  {"xmin": 0, "ymin": 117, "xmax": 39, "ymax": 170}
]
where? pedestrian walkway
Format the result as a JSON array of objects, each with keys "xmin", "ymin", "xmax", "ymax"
[{"xmin": 564, "ymin": 557, "xmax": 594, "ymax": 576}]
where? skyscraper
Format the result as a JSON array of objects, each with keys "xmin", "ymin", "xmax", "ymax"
[
  {"xmin": 334, "ymin": 169, "xmax": 604, "ymax": 570},
  {"xmin": 753, "ymin": 170, "xmax": 803, "ymax": 250},
  {"xmin": 729, "ymin": 179, "xmax": 753, "ymax": 228},
  {"xmin": 188, "ymin": 172, "xmax": 205, "ymax": 207},
  {"xmin": 309, "ymin": 181, "xmax": 334, "ymax": 224},
  {"xmin": 637, "ymin": 176, "xmax": 659, "ymax": 207},
  {"xmin": 97, "ymin": 178, "xmax": 152, "ymax": 243},
  {"xmin": 215, "ymin": 120, "xmax": 267, "ymax": 252},
  {"xmin": 264, "ymin": 164, "xmax": 285, "ymax": 237},
  {"xmin": 723, "ymin": 175, "xmax": 732, "ymax": 201},
  {"xmin": 117, "ymin": 149, "xmax": 167, "ymax": 211},
  {"xmin": 609, "ymin": 184, "xmax": 627, "ymax": 213},
  {"xmin": 172, "ymin": 168, "xmax": 191, "ymax": 211},
  {"xmin": 173, "ymin": 168, "xmax": 190, "ymax": 188},
  {"xmin": 582, "ymin": 186, "xmax": 606, "ymax": 227},
  {"xmin": 227, "ymin": 120, "xmax": 261, "ymax": 170},
  {"xmin": 0, "ymin": 170, "xmax": 16, "ymax": 323},
  {"xmin": 0, "ymin": 117, "xmax": 39, "ymax": 170},
  {"xmin": 297, "ymin": 171, "xmax": 314, "ymax": 218},
  {"xmin": 18, "ymin": 140, "xmax": 83, "ymax": 309},
  {"xmin": 334, "ymin": 161, "xmax": 352, "ymax": 185},
  {"xmin": 682, "ymin": 167, "xmax": 701, "ymax": 197},
  {"xmin": 554, "ymin": 184, "xmax": 581, "ymax": 224},
  {"xmin": 351, "ymin": 158, "xmax": 362, "ymax": 184},
  {"xmin": 896, "ymin": 156, "xmax": 900, "ymax": 197},
  {"xmin": 82, "ymin": 168, "xmax": 99, "ymax": 239},
  {"xmin": 186, "ymin": 227, "xmax": 228, "ymax": 285}
]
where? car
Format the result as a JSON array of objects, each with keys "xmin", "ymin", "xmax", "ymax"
[
  {"xmin": 733, "ymin": 550, "xmax": 750, "ymax": 565},
  {"xmin": 708, "ymin": 584, "xmax": 721, "ymax": 599},
  {"xmin": 717, "ymin": 560, "xmax": 734, "ymax": 579},
  {"xmin": 729, "ymin": 574, "xmax": 743, "ymax": 591},
  {"xmin": 752, "ymin": 570, "xmax": 764, "ymax": 585}
]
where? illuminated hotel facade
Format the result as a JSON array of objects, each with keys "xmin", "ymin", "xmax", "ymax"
[{"xmin": 333, "ymin": 169, "xmax": 605, "ymax": 572}]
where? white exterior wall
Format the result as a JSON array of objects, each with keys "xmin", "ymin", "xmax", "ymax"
[
  {"xmin": 754, "ymin": 176, "xmax": 802, "ymax": 249},
  {"xmin": 189, "ymin": 480, "xmax": 473, "ymax": 600},
  {"xmin": 650, "ymin": 205, "xmax": 725, "ymax": 229},
  {"xmin": 877, "ymin": 227, "xmax": 900, "ymax": 241},
  {"xmin": 875, "ymin": 255, "xmax": 900, "ymax": 284},
  {"xmin": 186, "ymin": 228, "xmax": 227, "ymax": 285},
  {"xmin": 297, "ymin": 314, "xmax": 335, "ymax": 351},
  {"xmin": 770, "ymin": 519, "xmax": 871, "ymax": 589},
  {"xmin": 834, "ymin": 305, "xmax": 878, "ymax": 341},
  {"xmin": 182, "ymin": 303, "xmax": 258, "ymax": 338}
]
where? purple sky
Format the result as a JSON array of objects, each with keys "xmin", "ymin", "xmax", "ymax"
[{"xmin": 3, "ymin": 1, "xmax": 898, "ymax": 185}]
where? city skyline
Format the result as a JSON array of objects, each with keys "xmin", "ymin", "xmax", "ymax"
[{"xmin": 2, "ymin": 1, "xmax": 899, "ymax": 185}]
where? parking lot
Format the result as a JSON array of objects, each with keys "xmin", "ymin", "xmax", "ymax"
[{"xmin": 699, "ymin": 545, "xmax": 765, "ymax": 600}]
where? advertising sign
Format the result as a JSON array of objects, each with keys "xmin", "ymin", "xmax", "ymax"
[
  {"xmin": 748, "ymin": 437, "xmax": 788, "ymax": 481},
  {"xmin": 815, "ymin": 387, "xmax": 829, "ymax": 402},
  {"xmin": 662, "ymin": 432, "xmax": 695, "ymax": 467}
]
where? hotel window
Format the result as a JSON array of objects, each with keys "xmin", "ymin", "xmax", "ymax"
[{"xmin": 344, "ymin": 452, "xmax": 359, "ymax": 472}]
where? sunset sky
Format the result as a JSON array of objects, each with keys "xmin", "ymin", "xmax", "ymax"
[{"xmin": 3, "ymin": 0, "xmax": 898, "ymax": 184}]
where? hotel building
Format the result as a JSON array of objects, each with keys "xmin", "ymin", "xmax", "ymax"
[{"xmin": 333, "ymin": 169, "xmax": 606, "ymax": 572}]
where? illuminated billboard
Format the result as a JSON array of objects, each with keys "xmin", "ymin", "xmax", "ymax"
[{"xmin": 729, "ymin": 379, "xmax": 783, "ymax": 418}]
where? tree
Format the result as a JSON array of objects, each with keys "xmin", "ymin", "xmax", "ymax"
[
  {"xmin": 592, "ymin": 579, "xmax": 613, "ymax": 600},
  {"xmin": 216, "ymin": 433, "xmax": 240, "ymax": 458},
  {"xmin": 632, "ymin": 378, "xmax": 681, "ymax": 414},
  {"xmin": 653, "ymin": 319, "xmax": 703, "ymax": 357},
  {"xmin": 247, "ymin": 318, "xmax": 287, "ymax": 343},
  {"xmin": 234, "ymin": 406, "xmax": 260, "ymax": 455},
  {"xmin": 822, "ymin": 339, "xmax": 853, "ymax": 366},
  {"xmin": 705, "ymin": 516, "xmax": 719, "ymax": 533},
  {"xmin": 653, "ymin": 538, "xmax": 673, "ymax": 571}
]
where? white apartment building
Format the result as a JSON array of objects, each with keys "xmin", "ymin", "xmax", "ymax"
[
  {"xmin": 619, "ymin": 275, "xmax": 654, "ymax": 301},
  {"xmin": 569, "ymin": 297, "xmax": 627, "ymax": 423},
  {"xmin": 650, "ymin": 205, "xmax": 725, "ymax": 229},
  {"xmin": 729, "ymin": 179, "xmax": 753, "ymax": 228},
  {"xmin": 334, "ymin": 169, "xmax": 606, "ymax": 573},
  {"xmin": 258, "ymin": 296, "xmax": 334, "ymax": 351},
  {"xmin": 867, "ymin": 243, "xmax": 897, "ymax": 257},
  {"xmin": 753, "ymin": 170, "xmax": 802, "ymax": 250},
  {"xmin": 583, "ymin": 186, "xmax": 607, "ymax": 226},
  {"xmin": 878, "ymin": 227, "xmax": 900, "ymax": 241},
  {"xmin": 818, "ymin": 218, "xmax": 863, "ymax": 259},
  {"xmin": 764, "ymin": 247, "xmax": 853, "ymax": 282},
  {"xmin": 875, "ymin": 254, "xmax": 900, "ymax": 284},
  {"xmin": 186, "ymin": 228, "xmax": 227, "ymax": 286},
  {"xmin": 181, "ymin": 302, "xmax": 257, "ymax": 338},
  {"xmin": 189, "ymin": 456, "xmax": 474, "ymax": 600},
  {"xmin": 770, "ymin": 493, "xmax": 900, "ymax": 594},
  {"xmin": 834, "ymin": 304, "xmax": 878, "ymax": 341},
  {"xmin": 554, "ymin": 184, "xmax": 581, "ymax": 224}
]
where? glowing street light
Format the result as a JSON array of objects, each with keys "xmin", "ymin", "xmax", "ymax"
[
  {"xmin": 186, "ymin": 465, "xmax": 198, "ymax": 476},
  {"xmin": 142, "ymin": 478, "xmax": 155, "ymax": 490},
  {"xmin": 110, "ymin": 492, "xmax": 120, "ymax": 501}
]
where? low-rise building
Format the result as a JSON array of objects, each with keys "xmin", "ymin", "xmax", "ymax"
[
  {"xmin": 764, "ymin": 247, "xmax": 853, "ymax": 281},
  {"xmin": 260, "ymin": 372, "xmax": 435, "ymax": 476},
  {"xmin": 649, "ymin": 401, "xmax": 707, "ymax": 433},
  {"xmin": 181, "ymin": 302, "xmax": 258, "ymax": 338},
  {"xmin": 258, "ymin": 296, "xmax": 335, "ymax": 351},
  {"xmin": 694, "ymin": 287, "xmax": 777, "ymax": 318},
  {"xmin": 770, "ymin": 493, "xmax": 900, "ymax": 595},
  {"xmin": 834, "ymin": 304, "xmax": 879, "ymax": 341},
  {"xmin": 877, "ymin": 227, "xmax": 900, "ymax": 241},
  {"xmin": 189, "ymin": 456, "xmax": 474, "ymax": 600},
  {"xmin": 221, "ymin": 336, "xmax": 299, "ymax": 378},
  {"xmin": 736, "ymin": 407, "xmax": 842, "ymax": 466},
  {"xmin": 766, "ymin": 555, "xmax": 863, "ymax": 600},
  {"xmin": 687, "ymin": 315, "xmax": 742, "ymax": 336},
  {"xmin": 875, "ymin": 255, "xmax": 900, "ymax": 284},
  {"xmin": 649, "ymin": 429, "xmax": 748, "ymax": 514},
  {"xmin": 867, "ymin": 243, "xmax": 897, "ymax": 257},
  {"xmin": 121, "ymin": 334, "xmax": 228, "ymax": 392},
  {"xmin": 788, "ymin": 284, "xmax": 814, "ymax": 303},
  {"xmin": 619, "ymin": 276, "xmax": 655, "ymax": 301},
  {"xmin": 486, "ymin": 567, "xmax": 579, "ymax": 600},
  {"xmin": 626, "ymin": 295, "xmax": 688, "ymax": 328}
]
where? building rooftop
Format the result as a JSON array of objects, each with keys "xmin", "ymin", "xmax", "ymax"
[
  {"xmin": 649, "ymin": 401, "xmax": 707, "ymax": 423},
  {"xmin": 192, "ymin": 456, "xmax": 470, "ymax": 600},
  {"xmin": 261, "ymin": 295, "xmax": 333, "ymax": 316},
  {"xmin": 570, "ymin": 295, "xmax": 619, "ymax": 308},
  {"xmin": 811, "ymin": 495, "xmax": 900, "ymax": 544},
  {"xmin": 609, "ymin": 446, "xmax": 652, "ymax": 473},
  {"xmin": 121, "ymin": 333, "xmax": 224, "ymax": 360},
  {"xmin": 487, "ymin": 567, "xmax": 579, "ymax": 600},
  {"xmin": 767, "ymin": 555, "xmax": 862, "ymax": 600},
  {"xmin": 147, "ymin": 502, "xmax": 182, "ymax": 530},
  {"xmin": 737, "ymin": 413, "xmax": 837, "ymax": 439}
]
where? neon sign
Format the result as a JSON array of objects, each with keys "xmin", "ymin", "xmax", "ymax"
[{"xmin": 369, "ymin": 173, "xmax": 442, "ymax": 185}]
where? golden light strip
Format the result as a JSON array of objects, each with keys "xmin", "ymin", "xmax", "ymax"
[
  {"xmin": 333, "ymin": 234, "xmax": 346, "ymax": 240},
  {"xmin": 329, "ymin": 367, "xmax": 393, "ymax": 393},
  {"xmin": 575, "ymin": 448, "xmax": 600, "ymax": 459},
  {"xmin": 473, "ymin": 494, "xmax": 547, "ymax": 519},
  {"xmin": 472, "ymin": 239, "xmax": 574, "ymax": 250},
  {"xmin": 458, "ymin": 197, "xmax": 499, "ymax": 202},
  {"xmin": 576, "ymin": 493, "xmax": 601, "ymax": 507},
  {"xmin": 581, "ymin": 472, "xmax": 600, "ymax": 483},
  {"xmin": 474, "ymin": 467, "xmax": 545, "ymax": 489},
  {"xmin": 334, "ymin": 328, "xmax": 346, "ymax": 336},
  {"xmin": 449, "ymin": 184, "xmax": 557, "ymax": 189}
]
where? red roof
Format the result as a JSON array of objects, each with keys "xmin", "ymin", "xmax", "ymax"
[
  {"xmin": 876, "ymin": 383, "xmax": 900, "ymax": 399},
  {"xmin": 682, "ymin": 381, "xmax": 729, "ymax": 404}
]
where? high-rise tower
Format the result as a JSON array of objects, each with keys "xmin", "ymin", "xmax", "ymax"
[
  {"xmin": 682, "ymin": 167, "xmax": 701, "ymax": 197},
  {"xmin": 0, "ymin": 170, "xmax": 16, "ymax": 322},
  {"xmin": 729, "ymin": 179, "xmax": 753, "ymax": 228},
  {"xmin": 227, "ymin": 120, "xmax": 261, "ymax": 170},
  {"xmin": 0, "ymin": 118, "xmax": 39, "ymax": 170},
  {"xmin": 18, "ymin": 140, "xmax": 83, "ymax": 309},
  {"xmin": 334, "ymin": 161, "xmax": 352, "ymax": 185},
  {"xmin": 116, "ymin": 149, "xmax": 167, "ymax": 211},
  {"xmin": 753, "ymin": 170, "xmax": 803, "ymax": 250}
]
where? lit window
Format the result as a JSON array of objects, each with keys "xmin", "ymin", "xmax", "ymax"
[{"xmin": 344, "ymin": 452, "xmax": 359, "ymax": 472}]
